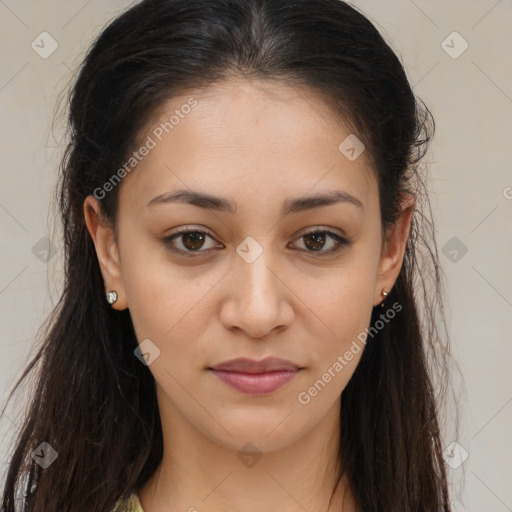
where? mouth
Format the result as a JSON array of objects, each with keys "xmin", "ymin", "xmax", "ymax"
[
  {"xmin": 208, "ymin": 368, "xmax": 301, "ymax": 395},
  {"xmin": 206, "ymin": 356, "xmax": 304, "ymax": 395},
  {"xmin": 208, "ymin": 356, "xmax": 302, "ymax": 373}
]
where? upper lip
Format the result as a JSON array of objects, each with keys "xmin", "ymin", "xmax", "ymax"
[{"xmin": 208, "ymin": 357, "xmax": 301, "ymax": 373}]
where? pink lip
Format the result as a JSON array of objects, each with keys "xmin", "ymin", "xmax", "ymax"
[
  {"xmin": 209, "ymin": 356, "xmax": 301, "ymax": 373},
  {"xmin": 207, "ymin": 357, "xmax": 302, "ymax": 395},
  {"xmin": 209, "ymin": 369, "xmax": 299, "ymax": 395}
]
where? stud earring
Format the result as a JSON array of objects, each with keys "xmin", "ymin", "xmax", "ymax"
[
  {"xmin": 380, "ymin": 289, "xmax": 388, "ymax": 308},
  {"xmin": 105, "ymin": 290, "xmax": 118, "ymax": 305}
]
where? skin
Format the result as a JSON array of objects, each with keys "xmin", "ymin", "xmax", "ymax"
[{"xmin": 84, "ymin": 76, "xmax": 414, "ymax": 512}]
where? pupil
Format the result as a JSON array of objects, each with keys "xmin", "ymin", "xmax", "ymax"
[
  {"xmin": 183, "ymin": 232, "xmax": 205, "ymax": 250},
  {"xmin": 304, "ymin": 233, "xmax": 325, "ymax": 251},
  {"xmin": 181, "ymin": 232, "xmax": 327, "ymax": 252}
]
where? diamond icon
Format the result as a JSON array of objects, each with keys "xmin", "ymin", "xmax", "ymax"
[
  {"xmin": 236, "ymin": 236, "xmax": 263, "ymax": 264},
  {"xmin": 442, "ymin": 236, "xmax": 468, "ymax": 263},
  {"xmin": 442, "ymin": 441, "xmax": 469, "ymax": 469},
  {"xmin": 338, "ymin": 134, "xmax": 366, "ymax": 161},
  {"xmin": 237, "ymin": 442, "xmax": 262, "ymax": 468},
  {"xmin": 441, "ymin": 32, "xmax": 468, "ymax": 59},
  {"xmin": 32, "ymin": 236, "xmax": 58, "ymax": 263},
  {"xmin": 31, "ymin": 32, "xmax": 59, "ymax": 59},
  {"xmin": 134, "ymin": 338, "xmax": 161, "ymax": 366},
  {"xmin": 31, "ymin": 442, "xmax": 58, "ymax": 468}
]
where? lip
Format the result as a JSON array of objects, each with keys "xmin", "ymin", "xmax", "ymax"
[
  {"xmin": 207, "ymin": 357, "xmax": 303, "ymax": 395},
  {"xmin": 209, "ymin": 357, "xmax": 301, "ymax": 373},
  {"xmin": 209, "ymin": 369, "xmax": 300, "ymax": 395}
]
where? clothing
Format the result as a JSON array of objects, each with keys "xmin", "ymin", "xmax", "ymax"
[{"xmin": 111, "ymin": 491, "xmax": 144, "ymax": 512}]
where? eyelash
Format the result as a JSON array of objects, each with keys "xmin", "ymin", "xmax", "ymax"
[{"xmin": 161, "ymin": 227, "xmax": 351, "ymax": 257}]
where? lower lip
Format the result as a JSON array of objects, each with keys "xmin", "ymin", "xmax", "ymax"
[{"xmin": 208, "ymin": 369, "xmax": 299, "ymax": 395}]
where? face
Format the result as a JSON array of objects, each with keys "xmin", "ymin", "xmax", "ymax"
[{"xmin": 84, "ymin": 76, "xmax": 412, "ymax": 453}]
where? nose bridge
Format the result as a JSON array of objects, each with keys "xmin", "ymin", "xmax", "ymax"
[
  {"xmin": 236, "ymin": 239, "xmax": 279, "ymax": 306},
  {"xmin": 223, "ymin": 237, "xmax": 291, "ymax": 337}
]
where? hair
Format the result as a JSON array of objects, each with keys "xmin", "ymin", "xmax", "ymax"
[{"xmin": 1, "ymin": 0, "xmax": 460, "ymax": 510}]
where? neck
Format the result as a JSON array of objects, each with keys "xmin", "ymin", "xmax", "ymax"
[{"xmin": 138, "ymin": 386, "xmax": 356, "ymax": 512}]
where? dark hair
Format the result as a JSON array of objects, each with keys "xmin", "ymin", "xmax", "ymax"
[{"xmin": 1, "ymin": 0, "xmax": 459, "ymax": 510}]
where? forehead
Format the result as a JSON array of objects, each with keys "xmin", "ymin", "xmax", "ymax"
[{"xmin": 118, "ymin": 77, "xmax": 377, "ymax": 217}]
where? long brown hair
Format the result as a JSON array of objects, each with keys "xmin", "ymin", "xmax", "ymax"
[{"xmin": 1, "ymin": 0, "xmax": 460, "ymax": 510}]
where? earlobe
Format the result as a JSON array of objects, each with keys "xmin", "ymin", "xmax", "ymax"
[
  {"xmin": 374, "ymin": 193, "xmax": 415, "ymax": 306},
  {"xmin": 83, "ymin": 195, "xmax": 128, "ymax": 310}
]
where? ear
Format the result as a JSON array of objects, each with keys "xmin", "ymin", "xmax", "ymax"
[
  {"xmin": 373, "ymin": 192, "xmax": 415, "ymax": 307},
  {"xmin": 83, "ymin": 195, "xmax": 128, "ymax": 310}
]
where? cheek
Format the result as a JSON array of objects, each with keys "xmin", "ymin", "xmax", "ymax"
[
  {"xmin": 121, "ymin": 227, "xmax": 379, "ymax": 375},
  {"xmin": 296, "ymin": 256, "xmax": 377, "ymax": 389},
  {"xmin": 301, "ymin": 249, "xmax": 377, "ymax": 327},
  {"xmin": 297, "ymin": 296, "xmax": 371, "ymax": 408},
  {"xmin": 121, "ymin": 247, "xmax": 216, "ymax": 365}
]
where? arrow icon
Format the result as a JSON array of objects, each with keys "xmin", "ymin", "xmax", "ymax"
[
  {"xmin": 31, "ymin": 31, "xmax": 59, "ymax": 59},
  {"xmin": 339, "ymin": 134, "xmax": 365, "ymax": 161},
  {"xmin": 441, "ymin": 32, "xmax": 468, "ymax": 59},
  {"xmin": 236, "ymin": 237, "xmax": 263, "ymax": 263},
  {"xmin": 32, "ymin": 442, "xmax": 58, "ymax": 468},
  {"xmin": 135, "ymin": 339, "xmax": 161, "ymax": 365}
]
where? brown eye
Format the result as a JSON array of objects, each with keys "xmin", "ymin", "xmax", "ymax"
[
  {"xmin": 162, "ymin": 229, "xmax": 220, "ymax": 255},
  {"xmin": 303, "ymin": 231, "xmax": 328, "ymax": 251},
  {"xmin": 161, "ymin": 227, "xmax": 350, "ymax": 257},
  {"xmin": 292, "ymin": 230, "xmax": 350, "ymax": 255},
  {"xmin": 179, "ymin": 231, "xmax": 207, "ymax": 251}
]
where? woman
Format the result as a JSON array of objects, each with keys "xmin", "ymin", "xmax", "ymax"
[{"xmin": 1, "ymin": 0, "xmax": 457, "ymax": 510}]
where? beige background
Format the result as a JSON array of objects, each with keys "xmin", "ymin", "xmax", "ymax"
[{"xmin": 1, "ymin": 1, "xmax": 511, "ymax": 510}]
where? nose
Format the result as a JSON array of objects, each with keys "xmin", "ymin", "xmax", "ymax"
[{"xmin": 219, "ymin": 248, "xmax": 294, "ymax": 339}]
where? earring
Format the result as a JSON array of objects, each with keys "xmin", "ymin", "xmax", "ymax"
[
  {"xmin": 380, "ymin": 289, "xmax": 388, "ymax": 308},
  {"xmin": 105, "ymin": 290, "xmax": 118, "ymax": 305}
]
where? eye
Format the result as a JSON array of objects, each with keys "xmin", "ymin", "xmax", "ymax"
[
  {"xmin": 290, "ymin": 229, "xmax": 351, "ymax": 256},
  {"xmin": 161, "ymin": 227, "xmax": 351, "ymax": 256},
  {"xmin": 162, "ymin": 227, "xmax": 220, "ymax": 255}
]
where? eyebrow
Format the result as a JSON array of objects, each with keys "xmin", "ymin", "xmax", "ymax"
[{"xmin": 146, "ymin": 188, "xmax": 364, "ymax": 215}]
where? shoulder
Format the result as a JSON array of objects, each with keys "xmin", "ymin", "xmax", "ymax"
[{"xmin": 111, "ymin": 491, "xmax": 144, "ymax": 512}]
